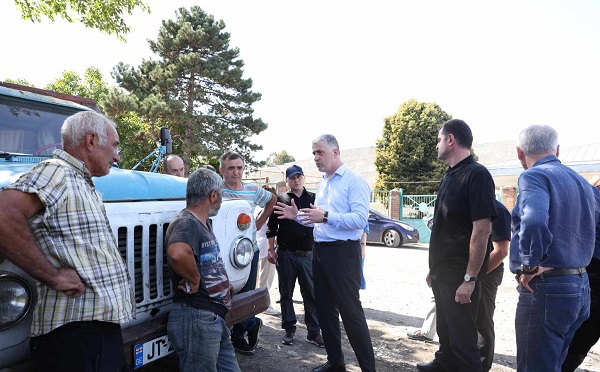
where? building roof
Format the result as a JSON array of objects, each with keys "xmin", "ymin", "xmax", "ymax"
[{"xmin": 250, "ymin": 142, "xmax": 600, "ymax": 190}]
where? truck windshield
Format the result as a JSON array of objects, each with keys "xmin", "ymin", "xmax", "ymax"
[{"xmin": 0, "ymin": 96, "xmax": 82, "ymax": 156}]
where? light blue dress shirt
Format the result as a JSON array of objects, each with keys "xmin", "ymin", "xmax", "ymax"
[{"xmin": 313, "ymin": 163, "xmax": 370, "ymax": 243}]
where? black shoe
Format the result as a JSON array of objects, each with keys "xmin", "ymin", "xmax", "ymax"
[
  {"xmin": 306, "ymin": 333, "xmax": 325, "ymax": 348},
  {"xmin": 232, "ymin": 338, "xmax": 255, "ymax": 355},
  {"xmin": 282, "ymin": 330, "xmax": 295, "ymax": 345},
  {"xmin": 248, "ymin": 317, "xmax": 262, "ymax": 349},
  {"xmin": 407, "ymin": 330, "xmax": 434, "ymax": 343},
  {"xmin": 416, "ymin": 359, "xmax": 446, "ymax": 372},
  {"xmin": 311, "ymin": 362, "xmax": 346, "ymax": 372}
]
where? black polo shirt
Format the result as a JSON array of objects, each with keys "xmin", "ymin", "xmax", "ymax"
[
  {"xmin": 266, "ymin": 188, "xmax": 315, "ymax": 252},
  {"xmin": 429, "ymin": 155, "xmax": 497, "ymax": 282}
]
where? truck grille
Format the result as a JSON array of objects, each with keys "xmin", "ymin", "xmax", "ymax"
[{"xmin": 117, "ymin": 224, "xmax": 172, "ymax": 304}]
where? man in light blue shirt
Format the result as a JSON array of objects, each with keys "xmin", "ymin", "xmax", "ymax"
[{"xmin": 275, "ymin": 134, "xmax": 375, "ymax": 372}]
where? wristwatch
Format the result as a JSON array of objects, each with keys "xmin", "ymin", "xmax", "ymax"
[
  {"xmin": 322, "ymin": 211, "xmax": 328, "ymax": 223},
  {"xmin": 464, "ymin": 273, "xmax": 477, "ymax": 282}
]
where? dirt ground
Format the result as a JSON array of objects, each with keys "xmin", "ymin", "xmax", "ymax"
[{"xmin": 147, "ymin": 243, "xmax": 600, "ymax": 372}]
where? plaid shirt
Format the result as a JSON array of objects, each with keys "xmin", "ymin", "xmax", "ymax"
[{"xmin": 4, "ymin": 150, "xmax": 133, "ymax": 336}]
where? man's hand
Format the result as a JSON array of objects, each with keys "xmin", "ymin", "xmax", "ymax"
[
  {"xmin": 267, "ymin": 248, "xmax": 278, "ymax": 264},
  {"xmin": 49, "ymin": 267, "xmax": 86, "ymax": 297},
  {"xmin": 455, "ymin": 281, "xmax": 476, "ymax": 304},
  {"xmin": 229, "ymin": 284, "xmax": 235, "ymax": 299},
  {"xmin": 426, "ymin": 272, "xmax": 431, "ymax": 288},
  {"xmin": 273, "ymin": 199, "xmax": 299, "ymax": 220},
  {"xmin": 178, "ymin": 278, "xmax": 199, "ymax": 294},
  {"xmin": 518, "ymin": 266, "xmax": 552, "ymax": 293},
  {"xmin": 298, "ymin": 204, "xmax": 325, "ymax": 225}
]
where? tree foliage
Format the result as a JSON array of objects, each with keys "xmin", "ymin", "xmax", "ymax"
[
  {"xmin": 46, "ymin": 67, "xmax": 109, "ymax": 106},
  {"xmin": 109, "ymin": 6, "xmax": 267, "ymax": 175},
  {"xmin": 13, "ymin": 0, "xmax": 150, "ymax": 40},
  {"xmin": 43, "ymin": 68, "xmax": 156, "ymax": 169},
  {"xmin": 267, "ymin": 150, "xmax": 295, "ymax": 166},
  {"xmin": 374, "ymin": 100, "xmax": 451, "ymax": 195},
  {"xmin": 3, "ymin": 78, "xmax": 35, "ymax": 87}
]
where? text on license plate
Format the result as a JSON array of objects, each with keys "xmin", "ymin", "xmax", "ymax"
[{"xmin": 134, "ymin": 334, "xmax": 174, "ymax": 369}]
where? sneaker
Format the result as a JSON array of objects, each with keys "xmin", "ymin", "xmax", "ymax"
[
  {"xmin": 263, "ymin": 305, "xmax": 280, "ymax": 316},
  {"xmin": 232, "ymin": 338, "xmax": 255, "ymax": 355},
  {"xmin": 407, "ymin": 330, "xmax": 434, "ymax": 343},
  {"xmin": 306, "ymin": 333, "xmax": 325, "ymax": 348},
  {"xmin": 282, "ymin": 330, "xmax": 295, "ymax": 345},
  {"xmin": 248, "ymin": 317, "xmax": 263, "ymax": 349}
]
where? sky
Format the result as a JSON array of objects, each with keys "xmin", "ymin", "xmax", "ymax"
[{"xmin": 2, "ymin": 0, "xmax": 600, "ymax": 162}]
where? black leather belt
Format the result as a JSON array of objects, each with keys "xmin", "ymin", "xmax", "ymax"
[
  {"xmin": 277, "ymin": 247, "xmax": 312, "ymax": 257},
  {"xmin": 541, "ymin": 267, "xmax": 586, "ymax": 278},
  {"xmin": 316, "ymin": 239, "xmax": 359, "ymax": 247}
]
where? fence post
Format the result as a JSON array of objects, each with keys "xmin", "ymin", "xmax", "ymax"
[
  {"xmin": 501, "ymin": 186, "xmax": 517, "ymax": 212},
  {"xmin": 390, "ymin": 189, "xmax": 401, "ymax": 220}
]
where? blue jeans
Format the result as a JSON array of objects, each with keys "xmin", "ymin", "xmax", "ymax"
[
  {"xmin": 168, "ymin": 303, "xmax": 240, "ymax": 372},
  {"xmin": 515, "ymin": 273, "xmax": 590, "ymax": 372}
]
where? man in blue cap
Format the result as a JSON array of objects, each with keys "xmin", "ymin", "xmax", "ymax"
[{"xmin": 266, "ymin": 165, "xmax": 324, "ymax": 348}]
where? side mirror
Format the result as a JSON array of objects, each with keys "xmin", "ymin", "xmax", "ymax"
[{"xmin": 160, "ymin": 128, "xmax": 172, "ymax": 155}]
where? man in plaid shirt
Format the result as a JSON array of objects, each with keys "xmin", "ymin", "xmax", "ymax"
[{"xmin": 0, "ymin": 111, "xmax": 133, "ymax": 371}]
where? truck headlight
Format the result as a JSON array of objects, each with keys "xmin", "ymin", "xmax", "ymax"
[
  {"xmin": 0, "ymin": 276, "xmax": 32, "ymax": 330},
  {"xmin": 231, "ymin": 237, "xmax": 253, "ymax": 269}
]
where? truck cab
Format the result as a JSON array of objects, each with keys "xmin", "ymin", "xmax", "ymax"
[{"xmin": 0, "ymin": 82, "xmax": 268, "ymax": 369}]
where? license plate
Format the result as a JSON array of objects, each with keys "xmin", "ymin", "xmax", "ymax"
[{"xmin": 134, "ymin": 334, "xmax": 174, "ymax": 369}]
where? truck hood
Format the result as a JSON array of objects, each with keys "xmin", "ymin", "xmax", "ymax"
[{"xmin": 0, "ymin": 163, "xmax": 187, "ymax": 202}]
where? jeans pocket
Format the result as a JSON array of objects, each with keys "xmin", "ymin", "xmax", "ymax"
[
  {"xmin": 195, "ymin": 309, "xmax": 219, "ymax": 324},
  {"xmin": 544, "ymin": 292, "xmax": 581, "ymax": 333}
]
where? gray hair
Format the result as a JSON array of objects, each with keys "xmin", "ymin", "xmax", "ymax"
[
  {"xmin": 312, "ymin": 134, "xmax": 340, "ymax": 153},
  {"xmin": 187, "ymin": 168, "xmax": 224, "ymax": 207},
  {"xmin": 220, "ymin": 150, "xmax": 245, "ymax": 169},
  {"xmin": 518, "ymin": 125, "xmax": 559, "ymax": 156},
  {"xmin": 61, "ymin": 111, "xmax": 116, "ymax": 148}
]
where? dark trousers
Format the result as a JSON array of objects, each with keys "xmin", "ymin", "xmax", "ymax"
[
  {"xmin": 432, "ymin": 278, "xmax": 482, "ymax": 372},
  {"xmin": 30, "ymin": 321, "xmax": 126, "ymax": 372},
  {"xmin": 232, "ymin": 251, "xmax": 259, "ymax": 341},
  {"xmin": 313, "ymin": 240, "xmax": 375, "ymax": 371},
  {"xmin": 563, "ymin": 258, "xmax": 600, "ymax": 372},
  {"xmin": 476, "ymin": 266, "xmax": 503, "ymax": 372},
  {"xmin": 277, "ymin": 250, "xmax": 320, "ymax": 335}
]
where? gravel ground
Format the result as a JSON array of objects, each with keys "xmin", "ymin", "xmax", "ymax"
[{"xmin": 144, "ymin": 243, "xmax": 599, "ymax": 372}]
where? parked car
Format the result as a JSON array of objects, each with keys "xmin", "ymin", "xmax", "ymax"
[{"xmin": 366, "ymin": 209, "xmax": 419, "ymax": 248}]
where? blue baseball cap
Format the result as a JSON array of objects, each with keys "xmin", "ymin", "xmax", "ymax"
[{"xmin": 285, "ymin": 165, "xmax": 304, "ymax": 179}]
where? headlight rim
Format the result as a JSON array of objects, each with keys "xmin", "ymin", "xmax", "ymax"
[{"xmin": 0, "ymin": 273, "xmax": 33, "ymax": 331}]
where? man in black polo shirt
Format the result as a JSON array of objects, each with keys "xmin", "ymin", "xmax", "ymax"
[
  {"xmin": 266, "ymin": 165, "xmax": 324, "ymax": 348},
  {"xmin": 418, "ymin": 119, "xmax": 497, "ymax": 372}
]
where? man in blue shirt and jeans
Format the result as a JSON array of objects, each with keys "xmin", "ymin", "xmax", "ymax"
[{"xmin": 510, "ymin": 124, "xmax": 598, "ymax": 371}]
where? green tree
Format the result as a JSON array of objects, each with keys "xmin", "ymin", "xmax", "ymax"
[
  {"xmin": 44, "ymin": 68, "xmax": 156, "ymax": 169},
  {"xmin": 374, "ymin": 99, "xmax": 451, "ymax": 195},
  {"xmin": 46, "ymin": 67, "xmax": 109, "ymax": 106},
  {"xmin": 266, "ymin": 150, "xmax": 295, "ymax": 166},
  {"xmin": 3, "ymin": 78, "xmax": 35, "ymax": 87},
  {"xmin": 13, "ymin": 0, "xmax": 150, "ymax": 40},
  {"xmin": 109, "ymin": 6, "xmax": 267, "ymax": 175}
]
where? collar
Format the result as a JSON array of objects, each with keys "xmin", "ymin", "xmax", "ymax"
[
  {"xmin": 323, "ymin": 163, "xmax": 347, "ymax": 180},
  {"xmin": 286, "ymin": 187, "xmax": 311, "ymax": 198},
  {"xmin": 446, "ymin": 155, "xmax": 475, "ymax": 175},
  {"xmin": 52, "ymin": 149, "xmax": 95, "ymax": 187},
  {"xmin": 532, "ymin": 155, "xmax": 560, "ymax": 167}
]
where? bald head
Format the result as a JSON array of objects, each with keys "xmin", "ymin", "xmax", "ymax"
[{"xmin": 164, "ymin": 155, "xmax": 185, "ymax": 177}]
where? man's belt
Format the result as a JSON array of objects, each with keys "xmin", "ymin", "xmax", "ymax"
[
  {"xmin": 541, "ymin": 267, "xmax": 586, "ymax": 278},
  {"xmin": 315, "ymin": 239, "xmax": 359, "ymax": 247},
  {"xmin": 277, "ymin": 247, "xmax": 312, "ymax": 257}
]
